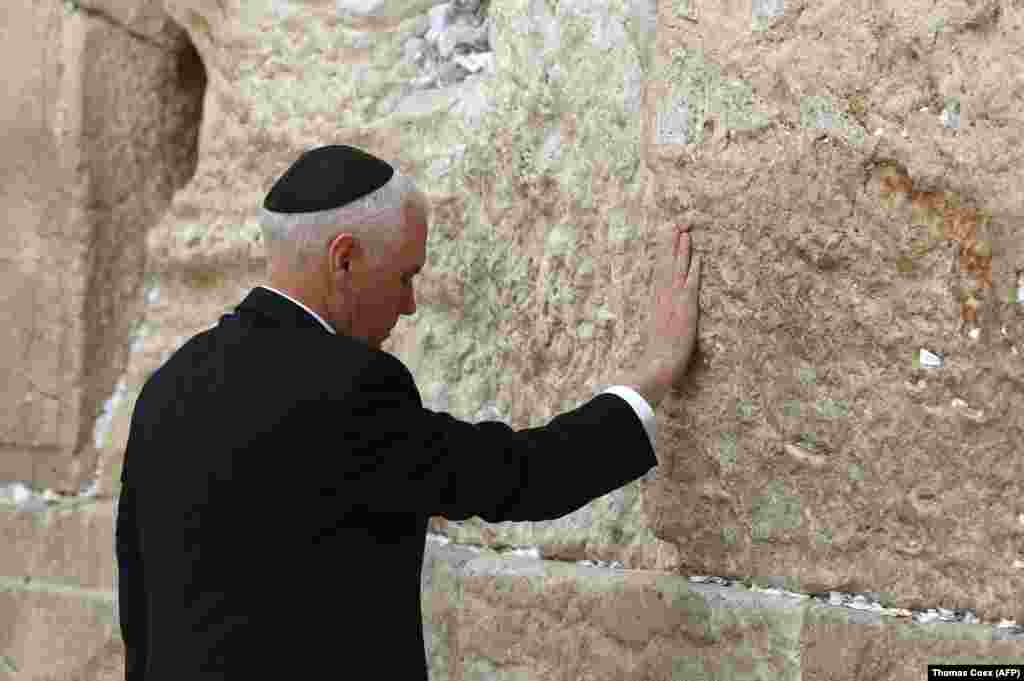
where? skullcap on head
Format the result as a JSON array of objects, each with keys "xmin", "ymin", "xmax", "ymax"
[{"xmin": 263, "ymin": 144, "xmax": 395, "ymax": 214}]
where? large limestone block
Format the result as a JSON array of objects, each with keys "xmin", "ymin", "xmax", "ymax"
[
  {"xmin": 128, "ymin": 0, "xmax": 685, "ymax": 628},
  {"xmin": 0, "ymin": 584, "xmax": 118, "ymax": 681},
  {"xmin": 0, "ymin": 499, "xmax": 118, "ymax": 679},
  {"xmin": 421, "ymin": 540, "xmax": 1023, "ymax": 681},
  {"xmin": 0, "ymin": 0, "xmax": 202, "ymax": 495},
  {"xmin": 802, "ymin": 606, "xmax": 1024, "ymax": 681},
  {"xmin": 0, "ymin": 500, "xmax": 117, "ymax": 595},
  {"xmin": 643, "ymin": 0, "xmax": 1024, "ymax": 622},
  {"xmin": 134, "ymin": 0, "xmax": 655, "ymax": 460},
  {"xmin": 0, "ymin": 1, "xmax": 83, "ymax": 491}
]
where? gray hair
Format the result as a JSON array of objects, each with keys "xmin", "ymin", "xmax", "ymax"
[{"xmin": 258, "ymin": 171, "xmax": 430, "ymax": 272}]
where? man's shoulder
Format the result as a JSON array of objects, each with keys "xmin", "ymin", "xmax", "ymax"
[
  {"xmin": 346, "ymin": 346, "xmax": 420, "ymax": 404},
  {"xmin": 138, "ymin": 319, "xmax": 419, "ymax": 407}
]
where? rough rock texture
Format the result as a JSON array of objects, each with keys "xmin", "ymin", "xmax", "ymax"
[
  {"xmin": 2, "ymin": 0, "xmax": 1023, "ymax": 678},
  {"xmin": 419, "ymin": 541, "xmax": 1023, "ymax": 681},
  {"xmin": 639, "ymin": 0, "xmax": 1024, "ymax": 619},
  {"xmin": 0, "ymin": 0, "xmax": 202, "ymax": 495}
]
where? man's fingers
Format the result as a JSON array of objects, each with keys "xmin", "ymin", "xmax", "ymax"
[
  {"xmin": 656, "ymin": 225, "xmax": 695, "ymax": 296},
  {"xmin": 678, "ymin": 233, "xmax": 691, "ymax": 279},
  {"xmin": 686, "ymin": 254, "xmax": 702, "ymax": 292},
  {"xmin": 652, "ymin": 228, "xmax": 673, "ymax": 300},
  {"xmin": 663, "ymin": 227, "xmax": 681, "ymax": 278}
]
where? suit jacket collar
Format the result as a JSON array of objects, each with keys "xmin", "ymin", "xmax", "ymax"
[{"xmin": 236, "ymin": 286, "xmax": 336, "ymax": 335}]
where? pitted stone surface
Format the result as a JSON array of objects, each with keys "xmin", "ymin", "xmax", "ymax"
[
  {"xmin": 0, "ymin": 0, "xmax": 201, "ymax": 496},
  {"xmin": 642, "ymin": 0, "xmax": 1024, "ymax": 624},
  {"xmin": 420, "ymin": 540, "xmax": 1023, "ymax": 681},
  {"xmin": 5, "ymin": 0, "xmax": 1024, "ymax": 677}
]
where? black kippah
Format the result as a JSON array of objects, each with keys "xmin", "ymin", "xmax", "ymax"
[{"xmin": 263, "ymin": 144, "xmax": 395, "ymax": 214}]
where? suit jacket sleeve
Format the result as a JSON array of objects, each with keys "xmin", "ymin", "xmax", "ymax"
[
  {"xmin": 337, "ymin": 351, "xmax": 659, "ymax": 522},
  {"xmin": 116, "ymin": 412, "xmax": 149, "ymax": 680}
]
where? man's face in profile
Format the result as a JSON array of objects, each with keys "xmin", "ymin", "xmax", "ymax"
[{"xmin": 328, "ymin": 209, "xmax": 428, "ymax": 350}]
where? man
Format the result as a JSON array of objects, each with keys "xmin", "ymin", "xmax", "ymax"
[{"xmin": 115, "ymin": 144, "xmax": 702, "ymax": 680}]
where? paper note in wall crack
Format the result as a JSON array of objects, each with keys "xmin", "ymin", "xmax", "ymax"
[{"xmin": 919, "ymin": 349, "xmax": 943, "ymax": 368}]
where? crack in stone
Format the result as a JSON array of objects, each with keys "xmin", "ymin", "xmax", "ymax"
[{"xmin": 428, "ymin": 534, "xmax": 1023, "ymax": 637}]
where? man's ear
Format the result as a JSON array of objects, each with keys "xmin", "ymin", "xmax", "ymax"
[{"xmin": 331, "ymin": 244, "xmax": 350, "ymax": 275}]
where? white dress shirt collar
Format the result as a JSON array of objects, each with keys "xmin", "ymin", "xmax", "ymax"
[{"xmin": 257, "ymin": 285, "xmax": 337, "ymax": 335}]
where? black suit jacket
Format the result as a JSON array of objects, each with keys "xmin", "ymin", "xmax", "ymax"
[{"xmin": 115, "ymin": 285, "xmax": 658, "ymax": 680}]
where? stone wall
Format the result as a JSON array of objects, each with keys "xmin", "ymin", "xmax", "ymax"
[{"xmin": 1, "ymin": 0, "xmax": 1022, "ymax": 679}]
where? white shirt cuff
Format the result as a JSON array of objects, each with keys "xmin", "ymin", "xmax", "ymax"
[{"xmin": 600, "ymin": 385, "xmax": 656, "ymax": 450}]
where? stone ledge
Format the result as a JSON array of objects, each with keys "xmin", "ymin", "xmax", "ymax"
[
  {"xmin": 0, "ymin": 501, "xmax": 117, "ymax": 594},
  {"xmin": 1, "ymin": 533, "xmax": 1020, "ymax": 680},
  {"xmin": 421, "ymin": 540, "xmax": 1024, "ymax": 681}
]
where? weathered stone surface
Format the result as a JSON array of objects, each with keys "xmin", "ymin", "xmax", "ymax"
[
  {"xmin": 0, "ymin": 499, "xmax": 116, "ymax": 594},
  {"xmin": 420, "ymin": 541, "xmax": 1022, "ymax": 681},
  {"xmin": 3, "ymin": 0, "xmax": 1024, "ymax": 677},
  {"xmin": 0, "ymin": 585, "xmax": 118, "ymax": 681},
  {"xmin": 645, "ymin": 0, "xmax": 1024, "ymax": 623},
  {"xmin": 0, "ymin": 0, "xmax": 202, "ymax": 495},
  {"xmin": 5, "ymin": 538, "xmax": 1019, "ymax": 680},
  {"xmin": 0, "ymin": 0, "xmax": 82, "ymax": 491},
  {"xmin": 802, "ymin": 605, "xmax": 1024, "ymax": 681}
]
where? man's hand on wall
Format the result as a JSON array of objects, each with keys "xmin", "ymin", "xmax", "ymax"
[{"xmin": 640, "ymin": 222, "xmax": 703, "ymax": 406}]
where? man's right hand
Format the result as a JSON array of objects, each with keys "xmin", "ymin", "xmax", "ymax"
[{"xmin": 638, "ymin": 223, "xmax": 702, "ymax": 407}]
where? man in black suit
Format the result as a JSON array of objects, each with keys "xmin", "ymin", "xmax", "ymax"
[{"xmin": 115, "ymin": 144, "xmax": 702, "ymax": 680}]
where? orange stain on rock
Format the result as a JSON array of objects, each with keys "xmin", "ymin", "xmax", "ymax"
[
  {"xmin": 877, "ymin": 162, "xmax": 995, "ymax": 322},
  {"xmin": 910, "ymin": 190, "xmax": 948, "ymax": 239},
  {"xmin": 879, "ymin": 164, "xmax": 914, "ymax": 198},
  {"xmin": 944, "ymin": 205, "xmax": 981, "ymax": 247}
]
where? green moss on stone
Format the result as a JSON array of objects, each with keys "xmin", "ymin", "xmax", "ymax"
[
  {"xmin": 608, "ymin": 525, "xmax": 625, "ymax": 544},
  {"xmin": 663, "ymin": 48, "xmax": 771, "ymax": 145},
  {"xmin": 719, "ymin": 432, "xmax": 738, "ymax": 467},
  {"xmin": 814, "ymin": 398, "xmax": 849, "ymax": 418},
  {"xmin": 751, "ymin": 480, "xmax": 802, "ymax": 541},
  {"xmin": 800, "ymin": 95, "xmax": 867, "ymax": 146},
  {"xmin": 672, "ymin": 656, "xmax": 711, "ymax": 680},
  {"xmin": 722, "ymin": 526, "xmax": 738, "ymax": 545},
  {"xmin": 716, "ymin": 78, "xmax": 771, "ymax": 133},
  {"xmin": 606, "ymin": 206, "xmax": 638, "ymax": 244},
  {"xmin": 815, "ymin": 527, "xmax": 834, "ymax": 545}
]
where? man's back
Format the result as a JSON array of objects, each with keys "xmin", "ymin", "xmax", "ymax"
[{"xmin": 115, "ymin": 286, "xmax": 657, "ymax": 680}]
